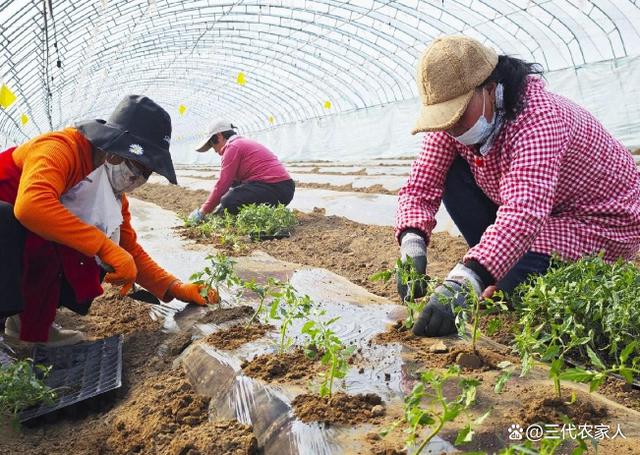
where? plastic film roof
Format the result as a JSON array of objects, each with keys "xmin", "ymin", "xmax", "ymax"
[{"xmin": 1, "ymin": 0, "xmax": 640, "ymax": 147}]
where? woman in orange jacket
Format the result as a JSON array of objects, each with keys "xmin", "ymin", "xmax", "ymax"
[{"xmin": 0, "ymin": 95, "xmax": 215, "ymax": 346}]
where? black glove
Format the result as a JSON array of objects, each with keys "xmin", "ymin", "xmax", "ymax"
[
  {"xmin": 412, "ymin": 263, "xmax": 485, "ymax": 337},
  {"xmin": 397, "ymin": 232, "xmax": 428, "ymax": 301}
]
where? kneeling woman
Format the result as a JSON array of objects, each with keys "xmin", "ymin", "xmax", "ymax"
[{"xmin": 0, "ymin": 95, "xmax": 213, "ymax": 346}]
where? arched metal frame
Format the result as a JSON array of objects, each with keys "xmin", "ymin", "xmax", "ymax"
[{"xmin": 1, "ymin": 0, "xmax": 639, "ymax": 146}]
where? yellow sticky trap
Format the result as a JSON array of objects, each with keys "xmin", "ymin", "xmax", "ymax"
[
  {"xmin": 324, "ymin": 100, "xmax": 332, "ymax": 109},
  {"xmin": 178, "ymin": 104, "xmax": 187, "ymax": 115},
  {"xmin": 20, "ymin": 114, "xmax": 29, "ymax": 125},
  {"xmin": 236, "ymin": 72, "xmax": 246, "ymax": 86},
  {"xmin": 268, "ymin": 115, "xmax": 275, "ymax": 125},
  {"xmin": 0, "ymin": 84, "xmax": 17, "ymax": 109}
]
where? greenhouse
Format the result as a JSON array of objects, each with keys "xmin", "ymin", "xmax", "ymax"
[{"xmin": 1, "ymin": 1, "xmax": 640, "ymax": 454}]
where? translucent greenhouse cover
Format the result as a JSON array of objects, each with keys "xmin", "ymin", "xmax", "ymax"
[{"xmin": 1, "ymin": 0, "xmax": 640, "ymax": 164}]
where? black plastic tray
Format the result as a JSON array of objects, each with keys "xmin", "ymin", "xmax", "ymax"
[{"xmin": 19, "ymin": 335, "xmax": 123, "ymax": 422}]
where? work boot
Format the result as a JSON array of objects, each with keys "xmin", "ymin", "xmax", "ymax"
[{"xmin": 4, "ymin": 315, "xmax": 85, "ymax": 347}]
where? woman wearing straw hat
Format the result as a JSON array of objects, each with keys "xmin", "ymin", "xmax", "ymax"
[
  {"xmin": 0, "ymin": 95, "xmax": 217, "ymax": 346},
  {"xmin": 395, "ymin": 35, "xmax": 640, "ymax": 337}
]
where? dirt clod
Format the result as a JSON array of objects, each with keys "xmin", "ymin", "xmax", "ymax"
[
  {"xmin": 202, "ymin": 324, "xmax": 273, "ymax": 350},
  {"xmin": 456, "ymin": 351, "xmax": 484, "ymax": 370},
  {"xmin": 292, "ymin": 392, "xmax": 384, "ymax": 425},
  {"xmin": 241, "ymin": 348, "xmax": 320, "ymax": 383},
  {"xmin": 198, "ymin": 305, "xmax": 254, "ymax": 324},
  {"xmin": 429, "ymin": 340, "xmax": 449, "ymax": 353}
]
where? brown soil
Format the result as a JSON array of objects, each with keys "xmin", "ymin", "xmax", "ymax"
[
  {"xmin": 295, "ymin": 181, "xmax": 396, "ymax": 195},
  {"xmin": 198, "ymin": 305, "xmax": 254, "ymax": 324},
  {"xmin": 3, "ymin": 285, "xmax": 255, "ymax": 455},
  {"xmin": 518, "ymin": 388, "xmax": 608, "ymax": 426},
  {"xmin": 107, "ymin": 369, "xmax": 258, "ymax": 454},
  {"xmin": 292, "ymin": 392, "xmax": 385, "ymax": 425},
  {"xmin": 599, "ymin": 378, "xmax": 640, "ymax": 412},
  {"xmin": 301, "ymin": 166, "xmax": 370, "ymax": 175},
  {"xmin": 133, "ymin": 183, "xmax": 468, "ymax": 302},
  {"xmin": 202, "ymin": 323, "xmax": 274, "ymax": 350},
  {"xmin": 241, "ymin": 348, "xmax": 320, "ymax": 383},
  {"xmin": 478, "ymin": 311, "xmax": 520, "ymax": 346}
]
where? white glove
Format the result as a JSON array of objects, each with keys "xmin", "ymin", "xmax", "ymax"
[{"xmin": 188, "ymin": 208, "xmax": 204, "ymax": 225}]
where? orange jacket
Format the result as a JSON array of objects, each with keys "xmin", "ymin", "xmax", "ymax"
[{"xmin": 12, "ymin": 128, "xmax": 176, "ymax": 300}]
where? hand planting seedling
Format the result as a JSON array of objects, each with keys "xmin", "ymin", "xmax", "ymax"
[
  {"xmin": 0, "ymin": 360, "xmax": 56, "ymax": 427},
  {"xmin": 268, "ymin": 283, "xmax": 313, "ymax": 353},
  {"xmin": 242, "ymin": 277, "xmax": 284, "ymax": 326},
  {"xmin": 381, "ymin": 365, "xmax": 485, "ymax": 454},
  {"xmin": 370, "ymin": 258, "xmax": 434, "ymax": 329},
  {"xmin": 514, "ymin": 254, "xmax": 640, "ymax": 397},
  {"xmin": 450, "ymin": 285, "xmax": 508, "ymax": 354},
  {"xmin": 301, "ymin": 309, "xmax": 355, "ymax": 397},
  {"xmin": 236, "ymin": 203, "xmax": 296, "ymax": 240},
  {"xmin": 189, "ymin": 252, "xmax": 242, "ymax": 306}
]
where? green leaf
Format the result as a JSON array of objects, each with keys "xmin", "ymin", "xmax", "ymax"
[
  {"xmin": 494, "ymin": 370, "xmax": 512, "ymax": 394},
  {"xmin": 586, "ymin": 345, "xmax": 606, "ymax": 371},
  {"xmin": 474, "ymin": 409, "xmax": 492, "ymax": 425},
  {"xmin": 558, "ymin": 368, "xmax": 594, "ymax": 383},
  {"xmin": 620, "ymin": 341, "xmax": 637, "ymax": 364},
  {"xmin": 454, "ymin": 424, "xmax": 474, "ymax": 445},
  {"xmin": 619, "ymin": 367, "xmax": 634, "ymax": 383}
]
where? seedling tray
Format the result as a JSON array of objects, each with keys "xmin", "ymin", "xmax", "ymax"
[{"xmin": 19, "ymin": 335, "xmax": 123, "ymax": 422}]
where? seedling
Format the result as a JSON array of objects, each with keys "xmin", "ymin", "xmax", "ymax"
[
  {"xmin": 514, "ymin": 255, "xmax": 640, "ymax": 398},
  {"xmin": 382, "ymin": 366, "xmax": 485, "ymax": 454},
  {"xmin": 451, "ymin": 285, "xmax": 507, "ymax": 354},
  {"xmin": 301, "ymin": 309, "xmax": 355, "ymax": 397},
  {"xmin": 236, "ymin": 203, "xmax": 296, "ymax": 240},
  {"xmin": 242, "ymin": 277, "xmax": 284, "ymax": 326},
  {"xmin": 189, "ymin": 252, "xmax": 242, "ymax": 305},
  {"xmin": 370, "ymin": 258, "xmax": 434, "ymax": 329},
  {"xmin": 0, "ymin": 360, "xmax": 56, "ymax": 427},
  {"xmin": 268, "ymin": 284, "xmax": 313, "ymax": 353}
]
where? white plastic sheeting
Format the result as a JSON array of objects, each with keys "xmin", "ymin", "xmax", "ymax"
[
  {"xmin": 171, "ymin": 54, "xmax": 640, "ymax": 164},
  {"xmin": 2, "ymin": 1, "xmax": 640, "ymax": 156}
]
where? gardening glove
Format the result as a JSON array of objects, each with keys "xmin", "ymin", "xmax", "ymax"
[
  {"xmin": 97, "ymin": 239, "xmax": 137, "ymax": 288},
  {"xmin": 168, "ymin": 281, "xmax": 220, "ymax": 305},
  {"xmin": 412, "ymin": 263, "xmax": 485, "ymax": 337},
  {"xmin": 397, "ymin": 231, "xmax": 428, "ymax": 301},
  {"xmin": 188, "ymin": 208, "xmax": 204, "ymax": 225}
]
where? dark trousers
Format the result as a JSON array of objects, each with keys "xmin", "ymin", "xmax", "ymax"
[
  {"xmin": 0, "ymin": 202, "xmax": 25, "ymax": 317},
  {"xmin": 0, "ymin": 201, "xmax": 98, "ymax": 319},
  {"xmin": 215, "ymin": 179, "xmax": 295, "ymax": 215},
  {"xmin": 442, "ymin": 156, "xmax": 550, "ymax": 294}
]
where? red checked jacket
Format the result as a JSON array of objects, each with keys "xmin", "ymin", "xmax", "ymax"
[{"xmin": 395, "ymin": 77, "xmax": 640, "ymax": 284}]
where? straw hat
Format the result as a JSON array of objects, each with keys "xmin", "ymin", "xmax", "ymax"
[{"xmin": 412, "ymin": 35, "xmax": 498, "ymax": 135}]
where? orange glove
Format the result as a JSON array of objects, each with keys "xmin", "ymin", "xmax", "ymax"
[
  {"xmin": 168, "ymin": 281, "xmax": 218, "ymax": 305},
  {"xmin": 97, "ymin": 239, "xmax": 137, "ymax": 289}
]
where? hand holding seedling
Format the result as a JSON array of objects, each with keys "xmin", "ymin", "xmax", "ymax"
[
  {"xmin": 397, "ymin": 232, "xmax": 428, "ymax": 300},
  {"xmin": 413, "ymin": 263, "xmax": 485, "ymax": 337}
]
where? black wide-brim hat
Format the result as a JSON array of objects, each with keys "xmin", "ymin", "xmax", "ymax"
[{"xmin": 75, "ymin": 95, "xmax": 177, "ymax": 184}]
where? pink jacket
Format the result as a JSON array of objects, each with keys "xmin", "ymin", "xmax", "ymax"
[{"xmin": 201, "ymin": 136, "xmax": 291, "ymax": 213}]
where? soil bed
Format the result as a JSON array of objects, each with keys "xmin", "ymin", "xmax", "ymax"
[
  {"xmin": 518, "ymin": 387, "xmax": 608, "ymax": 426},
  {"xmin": 241, "ymin": 348, "xmax": 321, "ymax": 384},
  {"xmin": 295, "ymin": 181, "xmax": 396, "ymax": 195},
  {"xmin": 292, "ymin": 392, "xmax": 385, "ymax": 425},
  {"xmin": 202, "ymin": 323, "xmax": 274, "ymax": 350},
  {"xmin": 198, "ymin": 305, "xmax": 254, "ymax": 324},
  {"xmin": 108, "ymin": 369, "xmax": 258, "ymax": 454}
]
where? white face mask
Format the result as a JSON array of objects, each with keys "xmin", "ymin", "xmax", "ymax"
[
  {"xmin": 453, "ymin": 88, "xmax": 496, "ymax": 146},
  {"xmin": 104, "ymin": 161, "xmax": 148, "ymax": 194}
]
